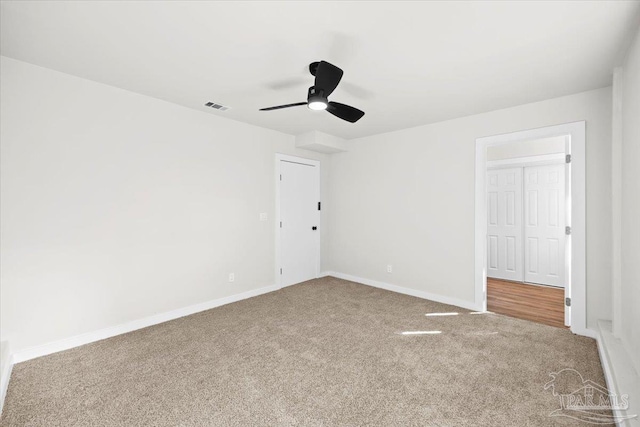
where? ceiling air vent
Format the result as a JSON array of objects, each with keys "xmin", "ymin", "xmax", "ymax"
[{"xmin": 204, "ymin": 101, "xmax": 230, "ymax": 111}]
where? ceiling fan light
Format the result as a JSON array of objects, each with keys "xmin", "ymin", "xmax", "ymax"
[{"xmin": 308, "ymin": 101, "xmax": 328, "ymax": 111}]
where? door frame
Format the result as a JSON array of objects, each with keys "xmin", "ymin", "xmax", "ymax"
[
  {"xmin": 275, "ymin": 153, "xmax": 321, "ymax": 289},
  {"xmin": 474, "ymin": 122, "xmax": 588, "ymax": 336}
]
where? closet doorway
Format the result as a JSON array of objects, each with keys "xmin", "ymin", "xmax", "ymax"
[
  {"xmin": 476, "ymin": 122, "xmax": 587, "ymax": 335},
  {"xmin": 481, "ymin": 133, "xmax": 573, "ymax": 328}
]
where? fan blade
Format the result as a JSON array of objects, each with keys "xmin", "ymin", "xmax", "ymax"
[
  {"xmin": 315, "ymin": 61, "xmax": 343, "ymax": 97},
  {"xmin": 326, "ymin": 102, "xmax": 365, "ymax": 123},
  {"xmin": 259, "ymin": 102, "xmax": 307, "ymax": 111}
]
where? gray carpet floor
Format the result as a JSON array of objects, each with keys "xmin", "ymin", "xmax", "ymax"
[{"xmin": 1, "ymin": 277, "xmax": 609, "ymax": 426}]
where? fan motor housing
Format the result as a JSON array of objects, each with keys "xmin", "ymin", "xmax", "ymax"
[
  {"xmin": 307, "ymin": 86, "xmax": 327, "ymax": 103},
  {"xmin": 307, "ymin": 86, "xmax": 328, "ymax": 110}
]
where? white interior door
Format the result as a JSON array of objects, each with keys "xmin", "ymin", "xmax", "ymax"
[
  {"xmin": 280, "ymin": 159, "xmax": 320, "ymax": 287},
  {"xmin": 487, "ymin": 168, "xmax": 523, "ymax": 282},
  {"xmin": 524, "ymin": 164, "xmax": 566, "ymax": 287}
]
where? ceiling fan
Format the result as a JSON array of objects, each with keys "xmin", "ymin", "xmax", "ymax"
[{"xmin": 259, "ymin": 61, "xmax": 365, "ymax": 123}]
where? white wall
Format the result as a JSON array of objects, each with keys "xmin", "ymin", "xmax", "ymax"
[
  {"xmin": 328, "ymin": 87, "xmax": 612, "ymax": 329},
  {"xmin": 0, "ymin": 57, "xmax": 331, "ymax": 353},
  {"xmin": 0, "ymin": 54, "xmax": 619, "ymax": 356},
  {"xmin": 619, "ymin": 25, "xmax": 640, "ymax": 372}
]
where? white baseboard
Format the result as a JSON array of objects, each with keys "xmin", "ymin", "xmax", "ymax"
[
  {"xmin": 0, "ymin": 351, "xmax": 13, "ymax": 415},
  {"xmin": 11, "ymin": 284, "xmax": 279, "ymax": 364},
  {"xmin": 596, "ymin": 320, "xmax": 640, "ymax": 426},
  {"xmin": 325, "ymin": 271, "xmax": 480, "ymax": 311}
]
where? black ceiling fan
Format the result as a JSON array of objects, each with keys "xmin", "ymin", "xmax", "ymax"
[{"xmin": 259, "ymin": 61, "xmax": 365, "ymax": 123}]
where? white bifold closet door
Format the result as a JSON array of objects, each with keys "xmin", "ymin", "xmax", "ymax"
[
  {"xmin": 523, "ymin": 165, "xmax": 566, "ymax": 287},
  {"xmin": 487, "ymin": 168, "xmax": 523, "ymax": 281}
]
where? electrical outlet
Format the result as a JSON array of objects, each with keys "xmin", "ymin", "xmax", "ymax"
[
  {"xmin": 387, "ymin": 265, "xmax": 393, "ymax": 273},
  {"xmin": 228, "ymin": 273, "xmax": 235, "ymax": 282},
  {"xmin": 259, "ymin": 212, "xmax": 268, "ymax": 221}
]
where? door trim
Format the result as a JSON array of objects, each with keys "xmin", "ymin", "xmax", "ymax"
[
  {"xmin": 275, "ymin": 153, "xmax": 321, "ymax": 289},
  {"xmin": 474, "ymin": 122, "xmax": 587, "ymax": 336}
]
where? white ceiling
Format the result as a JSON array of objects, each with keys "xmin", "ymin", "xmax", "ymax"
[{"xmin": 2, "ymin": 1, "xmax": 639, "ymax": 140}]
